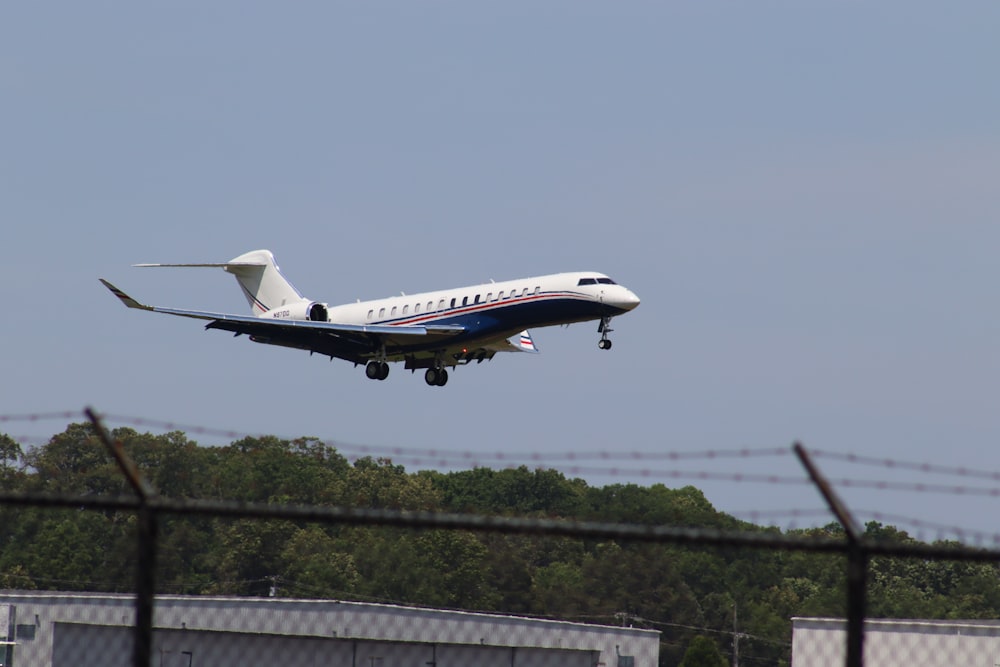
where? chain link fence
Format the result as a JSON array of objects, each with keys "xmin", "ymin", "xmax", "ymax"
[{"xmin": 3, "ymin": 412, "xmax": 1000, "ymax": 667}]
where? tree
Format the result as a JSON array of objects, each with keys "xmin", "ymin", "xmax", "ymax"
[
  {"xmin": 427, "ymin": 466, "xmax": 586, "ymax": 516},
  {"xmin": 415, "ymin": 530, "xmax": 500, "ymax": 609},
  {"xmin": 279, "ymin": 525, "xmax": 360, "ymax": 597},
  {"xmin": 679, "ymin": 636, "xmax": 727, "ymax": 667},
  {"xmin": 348, "ymin": 457, "xmax": 440, "ymax": 510},
  {"xmin": 209, "ymin": 435, "xmax": 348, "ymax": 504},
  {"xmin": 203, "ymin": 518, "xmax": 298, "ymax": 596},
  {"xmin": 22, "ymin": 423, "xmax": 122, "ymax": 495},
  {"xmin": 531, "ymin": 561, "xmax": 590, "ymax": 616},
  {"xmin": 0, "ymin": 433, "xmax": 22, "ymax": 470}
]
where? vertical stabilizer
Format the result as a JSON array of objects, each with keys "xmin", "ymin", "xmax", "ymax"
[{"xmin": 224, "ymin": 250, "xmax": 304, "ymax": 315}]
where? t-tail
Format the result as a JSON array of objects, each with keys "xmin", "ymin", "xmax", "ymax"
[{"xmin": 135, "ymin": 249, "xmax": 305, "ymax": 315}]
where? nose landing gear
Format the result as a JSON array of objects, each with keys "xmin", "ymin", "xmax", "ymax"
[{"xmin": 598, "ymin": 316, "xmax": 614, "ymax": 350}]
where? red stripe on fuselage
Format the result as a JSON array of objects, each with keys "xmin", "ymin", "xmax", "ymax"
[{"xmin": 379, "ymin": 291, "xmax": 589, "ymax": 327}]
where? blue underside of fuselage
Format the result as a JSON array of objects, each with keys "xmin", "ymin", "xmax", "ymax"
[
  {"xmin": 444, "ymin": 298, "xmax": 615, "ymax": 338},
  {"xmin": 248, "ymin": 297, "xmax": 628, "ymax": 361}
]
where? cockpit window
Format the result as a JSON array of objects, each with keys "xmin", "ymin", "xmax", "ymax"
[
  {"xmin": 597, "ymin": 278, "xmax": 617, "ymax": 285},
  {"xmin": 577, "ymin": 278, "xmax": 597, "ymax": 286}
]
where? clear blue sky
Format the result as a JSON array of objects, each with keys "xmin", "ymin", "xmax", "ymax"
[{"xmin": 4, "ymin": 2, "xmax": 1000, "ymax": 538}]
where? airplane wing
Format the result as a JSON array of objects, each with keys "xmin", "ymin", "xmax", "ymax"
[{"xmin": 99, "ymin": 279, "xmax": 465, "ymax": 341}]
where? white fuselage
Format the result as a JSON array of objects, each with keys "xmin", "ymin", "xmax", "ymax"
[
  {"xmin": 103, "ymin": 249, "xmax": 640, "ymax": 386},
  {"xmin": 288, "ymin": 271, "xmax": 638, "ymax": 342}
]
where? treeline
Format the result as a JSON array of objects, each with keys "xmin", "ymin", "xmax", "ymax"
[{"xmin": 1, "ymin": 426, "xmax": 998, "ymax": 667}]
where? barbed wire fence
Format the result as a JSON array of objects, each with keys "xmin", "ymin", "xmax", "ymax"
[{"xmin": 3, "ymin": 408, "xmax": 1000, "ymax": 667}]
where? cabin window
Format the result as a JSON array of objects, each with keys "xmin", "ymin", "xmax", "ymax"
[
  {"xmin": 597, "ymin": 277, "xmax": 617, "ymax": 285},
  {"xmin": 428, "ymin": 301, "xmax": 434, "ymax": 312},
  {"xmin": 391, "ymin": 306, "xmax": 397, "ymax": 317},
  {"xmin": 462, "ymin": 296, "xmax": 468, "ymax": 306},
  {"xmin": 367, "ymin": 309, "xmax": 374, "ymax": 321},
  {"xmin": 450, "ymin": 298, "xmax": 456, "ymax": 309},
  {"xmin": 403, "ymin": 305, "xmax": 409, "ymax": 315},
  {"xmin": 534, "ymin": 286, "xmax": 540, "ymax": 295},
  {"xmin": 577, "ymin": 278, "xmax": 597, "ymax": 286},
  {"xmin": 414, "ymin": 303, "xmax": 421, "ymax": 314},
  {"xmin": 487, "ymin": 292, "xmax": 493, "ymax": 302},
  {"xmin": 474, "ymin": 294, "xmax": 481, "ymax": 304},
  {"xmin": 522, "ymin": 288, "xmax": 529, "ymax": 297},
  {"xmin": 498, "ymin": 291, "xmax": 505, "ymax": 300},
  {"xmin": 378, "ymin": 307, "xmax": 386, "ymax": 318}
]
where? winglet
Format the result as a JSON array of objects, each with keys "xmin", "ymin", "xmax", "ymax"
[{"xmin": 99, "ymin": 279, "xmax": 152, "ymax": 311}]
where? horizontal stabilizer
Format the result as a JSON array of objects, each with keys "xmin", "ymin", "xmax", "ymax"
[{"xmin": 133, "ymin": 261, "xmax": 266, "ymax": 268}]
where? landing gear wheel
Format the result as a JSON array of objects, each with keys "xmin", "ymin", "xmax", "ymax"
[
  {"xmin": 598, "ymin": 316, "xmax": 614, "ymax": 350},
  {"xmin": 366, "ymin": 361, "xmax": 390, "ymax": 380},
  {"xmin": 425, "ymin": 368, "xmax": 449, "ymax": 386}
]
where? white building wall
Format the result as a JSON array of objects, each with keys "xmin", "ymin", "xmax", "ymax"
[
  {"xmin": 0, "ymin": 592, "xmax": 657, "ymax": 667},
  {"xmin": 792, "ymin": 617, "xmax": 1000, "ymax": 667},
  {"xmin": 52, "ymin": 625, "xmax": 595, "ymax": 667}
]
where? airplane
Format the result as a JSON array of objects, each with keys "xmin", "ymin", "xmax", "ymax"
[{"xmin": 100, "ymin": 249, "xmax": 640, "ymax": 387}]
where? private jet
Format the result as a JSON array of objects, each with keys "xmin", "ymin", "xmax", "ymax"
[{"xmin": 100, "ymin": 250, "xmax": 640, "ymax": 386}]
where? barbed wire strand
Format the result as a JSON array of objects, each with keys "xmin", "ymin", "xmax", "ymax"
[{"xmin": 6, "ymin": 411, "xmax": 1000, "ymax": 518}]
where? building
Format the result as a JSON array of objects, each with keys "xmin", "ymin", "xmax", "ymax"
[
  {"xmin": 792, "ymin": 616, "xmax": 1000, "ymax": 666},
  {"xmin": 0, "ymin": 591, "xmax": 659, "ymax": 667}
]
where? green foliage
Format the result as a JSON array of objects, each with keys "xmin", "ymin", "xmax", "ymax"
[
  {"xmin": 349, "ymin": 457, "xmax": 440, "ymax": 510},
  {"xmin": 7, "ymin": 424, "xmax": 1000, "ymax": 667},
  {"xmin": 425, "ymin": 466, "xmax": 585, "ymax": 515},
  {"xmin": 0, "ymin": 433, "xmax": 22, "ymax": 469},
  {"xmin": 532, "ymin": 560, "xmax": 589, "ymax": 616},
  {"xmin": 583, "ymin": 484, "xmax": 726, "ymax": 527},
  {"xmin": 22, "ymin": 423, "xmax": 123, "ymax": 495},
  {"xmin": 679, "ymin": 635, "xmax": 727, "ymax": 667},
  {"xmin": 208, "ymin": 435, "xmax": 350, "ymax": 504},
  {"xmin": 279, "ymin": 525, "xmax": 361, "ymax": 597}
]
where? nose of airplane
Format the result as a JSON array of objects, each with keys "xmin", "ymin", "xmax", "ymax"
[
  {"xmin": 609, "ymin": 288, "xmax": 640, "ymax": 311},
  {"xmin": 622, "ymin": 290, "xmax": 640, "ymax": 310}
]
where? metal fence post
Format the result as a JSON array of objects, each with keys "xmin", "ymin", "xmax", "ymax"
[
  {"xmin": 794, "ymin": 442, "xmax": 868, "ymax": 667},
  {"xmin": 86, "ymin": 407, "xmax": 159, "ymax": 667}
]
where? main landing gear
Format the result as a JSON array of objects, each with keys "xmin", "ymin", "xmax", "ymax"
[
  {"xmin": 365, "ymin": 354, "xmax": 449, "ymax": 386},
  {"xmin": 424, "ymin": 367, "xmax": 449, "ymax": 387},
  {"xmin": 598, "ymin": 316, "xmax": 614, "ymax": 350},
  {"xmin": 365, "ymin": 360, "xmax": 390, "ymax": 381}
]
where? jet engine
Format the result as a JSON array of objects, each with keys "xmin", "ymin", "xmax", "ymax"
[{"xmin": 262, "ymin": 301, "xmax": 329, "ymax": 322}]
